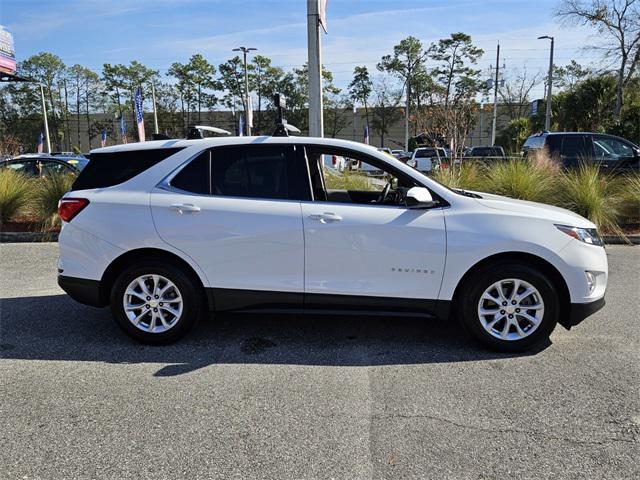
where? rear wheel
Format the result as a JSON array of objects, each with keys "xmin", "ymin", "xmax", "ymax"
[
  {"xmin": 459, "ymin": 263, "xmax": 559, "ymax": 352},
  {"xmin": 110, "ymin": 262, "xmax": 200, "ymax": 345}
]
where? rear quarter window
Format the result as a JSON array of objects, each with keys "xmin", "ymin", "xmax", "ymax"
[{"xmin": 71, "ymin": 147, "xmax": 184, "ymax": 190}]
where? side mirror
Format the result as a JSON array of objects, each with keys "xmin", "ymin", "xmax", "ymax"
[{"xmin": 405, "ymin": 187, "xmax": 436, "ymax": 209}]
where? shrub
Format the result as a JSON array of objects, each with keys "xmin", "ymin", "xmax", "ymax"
[
  {"xmin": 32, "ymin": 173, "xmax": 75, "ymax": 230},
  {"xmin": 432, "ymin": 162, "xmax": 486, "ymax": 191},
  {"xmin": 0, "ymin": 169, "xmax": 32, "ymax": 224},
  {"xmin": 324, "ymin": 170, "xmax": 373, "ymax": 191},
  {"xmin": 618, "ymin": 172, "xmax": 640, "ymax": 224},
  {"xmin": 559, "ymin": 163, "xmax": 626, "ymax": 235},
  {"xmin": 484, "ymin": 159, "xmax": 558, "ymax": 203}
]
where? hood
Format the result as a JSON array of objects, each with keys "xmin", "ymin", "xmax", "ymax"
[{"xmin": 473, "ymin": 192, "xmax": 595, "ymax": 228}]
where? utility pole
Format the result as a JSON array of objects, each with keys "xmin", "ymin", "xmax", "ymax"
[
  {"xmin": 490, "ymin": 43, "xmax": 500, "ymax": 146},
  {"xmin": 39, "ymin": 84, "xmax": 51, "ymax": 154},
  {"xmin": 307, "ymin": 0, "xmax": 323, "ymax": 137},
  {"xmin": 538, "ymin": 35, "xmax": 554, "ymax": 131},
  {"xmin": 352, "ymin": 104, "xmax": 357, "ymax": 141},
  {"xmin": 404, "ymin": 75, "xmax": 411, "ymax": 151},
  {"xmin": 151, "ymin": 83, "xmax": 159, "ymax": 134},
  {"xmin": 233, "ymin": 46, "xmax": 257, "ymax": 135}
]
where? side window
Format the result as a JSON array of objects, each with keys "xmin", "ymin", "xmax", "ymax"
[
  {"xmin": 5, "ymin": 161, "xmax": 38, "ymax": 176},
  {"xmin": 593, "ymin": 136, "xmax": 635, "ymax": 160},
  {"xmin": 306, "ymin": 147, "xmax": 418, "ymax": 206},
  {"xmin": 561, "ymin": 136, "xmax": 590, "ymax": 158},
  {"xmin": 170, "ymin": 151, "xmax": 211, "ymax": 194},
  {"xmin": 40, "ymin": 161, "xmax": 74, "ymax": 176},
  {"xmin": 211, "ymin": 145, "xmax": 292, "ymax": 200}
]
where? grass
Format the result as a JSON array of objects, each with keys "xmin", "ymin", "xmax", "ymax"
[
  {"xmin": 32, "ymin": 173, "xmax": 75, "ymax": 231},
  {"xmin": 323, "ymin": 169, "xmax": 375, "ymax": 191},
  {"xmin": 618, "ymin": 172, "xmax": 640, "ymax": 224},
  {"xmin": 0, "ymin": 169, "xmax": 32, "ymax": 224},
  {"xmin": 432, "ymin": 162, "xmax": 485, "ymax": 191},
  {"xmin": 483, "ymin": 159, "xmax": 559, "ymax": 203},
  {"xmin": 558, "ymin": 163, "xmax": 627, "ymax": 235}
]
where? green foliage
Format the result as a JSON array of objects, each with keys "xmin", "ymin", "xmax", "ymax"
[
  {"xmin": 323, "ymin": 170, "xmax": 372, "ymax": 191},
  {"xmin": 484, "ymin": 159, "xmax": 558, "ymax": 203},
  {"xmin": 497, "ymin": 117, "xmax": 533, "ymax": 154},
  {"xmin": 32, "ymin": 173, "xmax": 75, "ymax": 230},
  {"xmin": 618, "ymin": 172, "xmax": 640, "ymax": 224},
  {"xmin": 558, "ymin": 163, "xmax": 626, "ymax": 235},
  {"xmin": 0, "ymin": 170, "xmax": 32, "ymax": 223},
  {"xmin": 432, "ymin": 163, "xmax": 485, "ymax": 191},
  {"xmin": 554, "ymin": 75, "xmax": 617, "ymax": 132}
]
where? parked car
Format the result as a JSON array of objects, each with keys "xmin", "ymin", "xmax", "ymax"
[
  {"xmin": 523, "ymin": 132, "xmax": 639, "ymax": 171},
  {"xmin": 465, "ymin": 146, "xmax": 506, "ymax": 159},
  {"xmin": 408, "ymin": 147, "xmax": 448, "ymax": 173},
  {"xmin": 57, "ymin": 136, "xmax": 607, "ymax": 351},
  {"xmin": 0, "ymin": 154, "xmax": 88, "ymax": 177},
  {"xmin": 323, "ymin": 154, "xmax": 347, "ymax": 172}
]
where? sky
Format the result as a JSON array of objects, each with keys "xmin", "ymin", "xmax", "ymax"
[{"xmin": 1, "ymin": 0, "xmax": 604, "ymax": 99}]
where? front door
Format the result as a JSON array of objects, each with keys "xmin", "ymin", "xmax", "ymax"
[
  {"xmin": 300, "ymin": 147, "xmax": 447, "ymax": 311},
  {"xmin": 150, "ymin": 144, "xmax": 306, "ymax": 310}
]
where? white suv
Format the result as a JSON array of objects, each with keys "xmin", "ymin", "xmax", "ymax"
[{"xmin": 57, "ymin": 136, "xmax": 607, "ymax": 351}]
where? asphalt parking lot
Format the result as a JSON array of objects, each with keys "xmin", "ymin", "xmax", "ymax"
[{"xmin": 0, "ymin": 243, "xmax": 638, "ymax": 480}]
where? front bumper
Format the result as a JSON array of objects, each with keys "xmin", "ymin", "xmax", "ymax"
[
  {"xmin": 58, "ymin": 275, "xmax": 105, "ymax": 307},
  {"xmin": 560, "ymin": 297, "xmax": 606, "ymax": 330}
]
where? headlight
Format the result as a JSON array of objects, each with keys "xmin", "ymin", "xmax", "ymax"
[{"xmin": 555, "ymin": 224, "xmax": 604, "ymax": 246}]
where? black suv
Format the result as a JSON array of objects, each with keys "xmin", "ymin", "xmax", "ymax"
[{"xmin": 522, "ymin": 132, "xmax": 639, "ymax": 172}]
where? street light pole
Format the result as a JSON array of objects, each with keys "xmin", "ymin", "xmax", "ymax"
[
  {"xmin": 490, "ymin": 42, "xmax": 500, "ymax": 146},
  {"xmin": 39, "ymin": 84, "xmax": 51, "ymax": 153},
  {"xmin": 307, "ymin": 0, "xmax": 324, "ymax": 137},
  {"xmin": 538, "ymin": 35, "xmax": 554, "ymax": 131},
  {"xmin": 232, "ymin": 46, "xmax": 257, "ymax": 135}
]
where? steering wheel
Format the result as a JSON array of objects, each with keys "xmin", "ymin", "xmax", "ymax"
[{"xmin": 376, "ymin": 182, "xmax": 391, "ymax": 204}]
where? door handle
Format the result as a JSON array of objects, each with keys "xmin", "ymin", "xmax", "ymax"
[
  {"xmin": 309, "ymin": 212, "xmax": 342, "ymax": 223},
  {"xmin": 169, "ymin": 203, "xmax": 201, "ymax": 214}
]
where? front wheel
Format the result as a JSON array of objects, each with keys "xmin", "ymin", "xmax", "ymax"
[
  {"xmin": 110, "ymin": 262, "xmax": 201, "ymax": 345},
  {"xmin": 459, "ymin": 263, "xmax": 559, "ymax": 352}
]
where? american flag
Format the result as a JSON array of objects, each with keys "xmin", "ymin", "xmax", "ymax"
[
  {"xmin": 101, "ymin": 128, "xmax": 107, "ymax": 147},
  {"xmin": 363, "ymin": 123, "xmax": 369, "ymax": 145},
  {"xmin": 37, "ymin": 132, "xmax": 44, "ymax": 153},
  {"xmin": 134, "ymin": 87, "xmax": 145, "ymax": 142},
  {"xmin": 120, "ymin": 116, "xmax": 128, "ymax": 144}
]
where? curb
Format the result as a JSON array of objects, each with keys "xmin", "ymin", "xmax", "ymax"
[
  {"xmin": 602, "ymin": 235, "xmax": 640, "ymax": 245},
  {"xmin": 1, "ymin": 232, "xmax": 638, "ymax": 245},
  {"xmin": 1, "ymin": 232, "xmax": 59, "ymax": 243}
]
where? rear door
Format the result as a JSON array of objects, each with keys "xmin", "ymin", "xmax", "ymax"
[
  {"xmin": 559, "ymin": 135, "xmax": 593, "ymax": 168},
  {"xmin": 150, "ymin": 144, "xmax": 308, "ymax": 311}
]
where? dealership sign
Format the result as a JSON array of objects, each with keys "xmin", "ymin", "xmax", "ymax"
[{"xmin": 0, "ymin": 25, "xmax": 16, "ymax": 74}]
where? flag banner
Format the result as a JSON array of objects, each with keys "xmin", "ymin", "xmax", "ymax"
[
  {"xmin": 247, "ymin": 96, "xmax": 254, "ymax": 129},
  {"xmin": 37, "ymin": 132, "xmax": 44, "ymax": 153},
  {"xmin": 120, "ymin": 116, "xmax": 128, "ymax": 144},
  {"xmin": 318, "ymin": 0, "xmax": 328, "ymax": 33},
  {"xmin": 239, "ymin": 114, "xmax": 244, "ymax": 137},
  {"xmin": 363, "ymin": 123, "xmax": 369, "ymax": 145},
  {"xmin": 101, "ymin": 129, "xmax": 107, "ymax": 147},
  {"xmin": 134, "ymin": 87, "xmax": 145, "ymax": 142}
]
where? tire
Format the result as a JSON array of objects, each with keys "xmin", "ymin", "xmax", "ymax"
[
  {"xmin": 458, "ymin": 262, "xmax": 559, "ymax": 352},
  {"xmin": 110, "ymin": 261, "xmax": 201, "ymax": 345}
]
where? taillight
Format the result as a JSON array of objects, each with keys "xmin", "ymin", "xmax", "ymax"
[
  {"xmin": 58, "ymin": 198, "xmax": 89, "ymax": 222},
  {"xmin": 332, "ymin": 155, "xmax": 337, "ymax": 165}
]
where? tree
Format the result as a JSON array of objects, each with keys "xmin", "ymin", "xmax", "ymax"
[
  {"xmin": 186, "ymin": 54, "xmax": 217, "ymax": 124},
  {"xmin": 421, "ymin": 33, "xmax": 485, "ymax": 157},
  {"xmin": 370, "ymin": 77, "xmax": 403, "ymax": 147},
  {"xmin": 18, "ymin": 52, "xmax": 67, "ymax": 150},
  {"xmin": 554, "ymin": 60, "xmax": 593, "ymax": 89},
  {"xmin": 556, "ymin": 0, "xmax": 640, "ymax": 118},
  {"xmin": 377, "ymin": 36, "xmax": 427, "ymax": 149},
  {"xmin": 497, "ymin": 117, "xmax": 534, "ymax": 153},
  {"xmin": 498, "ymin": 68, "xmax": 544, "ymax": 120},
  {"xmin": 249, "ymin": 55, "xmax": 284, "ymax": 134},
  {"xmin": 348, "ymin": 66, "xmax": 373, "ymax": 128},
  {"xmin": 218, "ymin": 56, "xmax": 246, "ymax": 125},
  {"xmin": 555, "ymin": 74, "xmax": 618, "ymax": 131},
  {"xmin": 103, "ymin": 61, "xmax": 159, "ymax": 138}
]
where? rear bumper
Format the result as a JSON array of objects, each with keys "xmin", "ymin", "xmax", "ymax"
[
  {"xmin": 58, "ymin": 275, "xmax": 105, "ymax": 307},
  {"xmin": 561, "ymin": 297, "xmax": 606, "ymax": 329}
]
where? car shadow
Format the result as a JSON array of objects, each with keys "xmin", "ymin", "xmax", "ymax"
[{"xmin": 0, "ymin": 294, "xmax": 550, "ymax": 376}]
